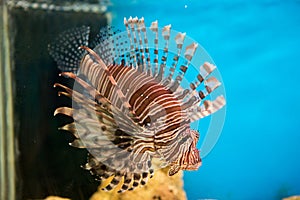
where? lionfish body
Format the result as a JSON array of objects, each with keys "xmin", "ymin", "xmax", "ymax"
[{"xmin": 49, "ymin": 17, "xmax": 226, "ymax": 192}]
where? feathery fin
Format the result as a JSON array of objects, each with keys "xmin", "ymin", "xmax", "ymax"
[{"xmin": 48, "ymin": 26, "xmax": 90, "ymax": 74}]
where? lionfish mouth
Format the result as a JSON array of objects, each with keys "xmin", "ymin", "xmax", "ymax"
[
  {"xmin": 49, "ymin": 16, "xmax": 226, "ymax": 192},
  {"xmin": 182, "ymin": 156, "xmax": 202, "ymax": 171}
]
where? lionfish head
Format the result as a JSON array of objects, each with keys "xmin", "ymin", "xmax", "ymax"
[{"xmin": 168, "ymin": 129, "xmax": 202, "ymax": 176}]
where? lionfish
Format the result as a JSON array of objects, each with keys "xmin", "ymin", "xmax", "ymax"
[{"xmin": 49, "ymin": 17, "xmax": 226, "ymax": 192}]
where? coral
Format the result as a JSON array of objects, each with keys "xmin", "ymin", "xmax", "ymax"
[
  {"xmin": 90, "ymin": 167, "xmax": 187, "ymax": 200},
  {"xmin": 45, "ymin": 196, "xmax": 70, "ymax": 200},
  {"xmin": 283, "ymin": 196, "xmax": 300, "ymax": 200},
  {"xmin": 44, "ymin": 165, "xmax": 187, "ymax": 200}
]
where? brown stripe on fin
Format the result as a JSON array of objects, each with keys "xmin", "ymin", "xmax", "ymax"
[
  {"xmin": 200, "ymin": 62, "xmax": 216, "ymax": 79},
  {"xmin": 196, "ymin": 77, "xmax": 221, "ymax": 100},
  {"xmin": 181, "ymin": 62, "xmax": 217, "ymax": 102},
  {"xmin": 140, "ymin": 171, "xmax": 149, "ymax": 187},
  {"xmin": 179, "ymin": 62, "xmax": 221, "ymax": 115},
  {"xmin": 205, "ymin": 77, "xmax": 221, "ymax": 94},
  {"xmin": 126, "ymin": 173, "xmax": 142, "ymax": 191},
  {"xmin": 149, "ymin": 168, "xmax": 154, "ymax": 178},
  {"xmin": 102, "ymin": 173, "xmax": 123, "ymax": 191},
  {"xmin": 117, "ymin": 173, "xmax": 133, "ymax": 193}
]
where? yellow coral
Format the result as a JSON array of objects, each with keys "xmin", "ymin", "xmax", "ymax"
[
  {"xmin": 283, "ymin": 196, "xmax": 300, "ymax": 200},
  {"xmin": 90, "ymin": 167, "xmax": 187, "ymax": 200},
  {"xmin": 45, "ymin": 196, "xmax": 71, "ymax": 200}
]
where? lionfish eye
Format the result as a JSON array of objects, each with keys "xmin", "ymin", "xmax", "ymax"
[
  {"xmin": 145, "ymin": 123, "xmax": 151, "ymax": 127},
  {"xmin": 142, "ymin": 116, "xmax": 152, "ymax": 127}
]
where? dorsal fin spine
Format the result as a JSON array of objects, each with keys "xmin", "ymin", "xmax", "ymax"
[
  {"xmin": 137, "ymin": 18, "xmax": 147, "ymax": 72},
  {"xmin": 156, "ymin": 24, "xmax": 171, "ymax": 82},
  {"xmin": 183, "ymin": 62, "xmax": 218, "ymax": 105},
  {"xmin": 139, "ymin": 17, "xmax": 152, "ymax": 76},
  {"xmin": 124, "ymin": 17, "xmax": 137, "ymax": 68},
  {"xmin": 164, "ymin": 32, "xmax": 186, "ymax": 86},
  {"xmin": 129, "ymin": 17, "xmax": 140, "ymax": 69},
  {"xmin": 150, "ymin": 20, "xmax": 159, "ymax": 76},
  {"xmin": 131, "ymin": 17, "xmax": 145, "ymax": 72},
  {"xmin": 169, "ymin": 42, "xmax": 198, "ymax": 92}
]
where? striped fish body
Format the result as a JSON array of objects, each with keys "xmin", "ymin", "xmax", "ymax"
[
  {"xmin": 49, "ymin": 17, "xmax": 226, "ymax": 192},
  {"xmin": 80, "ymin": 56, "xmax": 185, "ymax": 132}
]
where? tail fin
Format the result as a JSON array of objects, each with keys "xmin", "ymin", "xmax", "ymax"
[{"xmin": 48, "ymin": 26, "xmax": 90, "ymax": 74}]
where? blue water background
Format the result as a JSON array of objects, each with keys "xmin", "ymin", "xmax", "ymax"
[{"xmin": 109, "ymin": 0, "xmax": 300, "ymax": 199}]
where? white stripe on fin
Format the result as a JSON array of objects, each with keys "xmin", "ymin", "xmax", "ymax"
[{"xmin": 189, "ymin": 95, "xmax": 226, "ymax": 122}]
